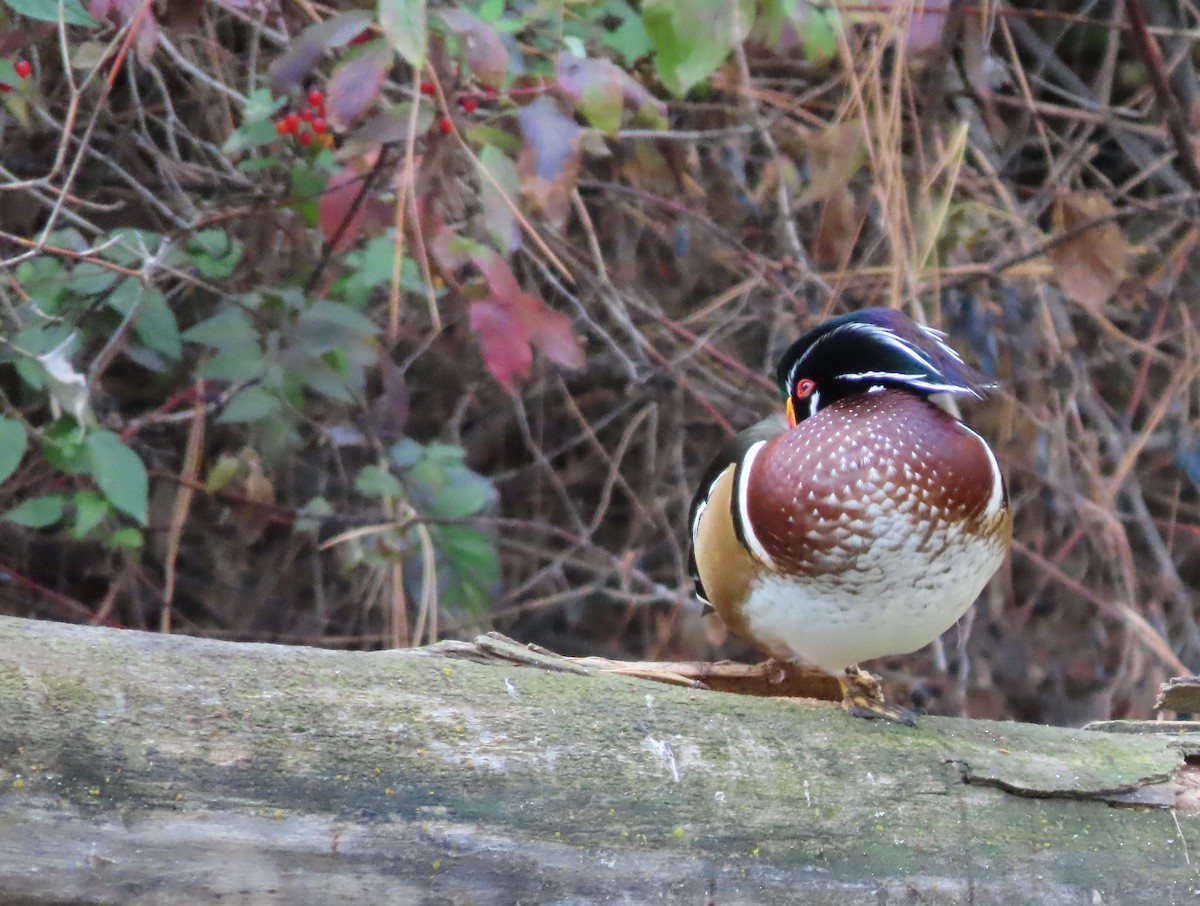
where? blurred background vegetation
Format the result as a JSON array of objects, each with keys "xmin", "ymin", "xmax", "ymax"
[{"xmin": 0, "ymin": 0, "xmax": 1197, "ymax": 726}]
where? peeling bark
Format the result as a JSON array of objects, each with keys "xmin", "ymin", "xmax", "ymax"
[{"xmin": 1, "ymin": 616, "xmax": 1198, "ymax": 905}]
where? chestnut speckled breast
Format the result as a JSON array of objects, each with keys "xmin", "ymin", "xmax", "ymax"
[{"xmin": 688, "ymin": 308, "xmax": 1012, "ymax": 719}]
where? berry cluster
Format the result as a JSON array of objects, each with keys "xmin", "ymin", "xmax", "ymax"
[
  {"xmin": 275, "ymin": 88, "xmax": 330, "ymax": 148},
  {"xmin": 420, "ymin": 82, "xmax": 497, "ymax": 136},
  {"xmin": 0, "ymin": 59, "xmax": 31, "ymax": 94}
]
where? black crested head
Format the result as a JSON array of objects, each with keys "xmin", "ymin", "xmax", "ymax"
[{"xmin": 775, "ymin": 307, "xmax": 993, "ymax": 423}]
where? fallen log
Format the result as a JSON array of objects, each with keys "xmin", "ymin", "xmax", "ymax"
[{"xmin": 0, "ymin": 616, "xmax": 1197, "ymax": 905}]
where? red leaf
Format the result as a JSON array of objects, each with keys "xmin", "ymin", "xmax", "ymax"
[
  {"xmin": 326, "ymin": 40, "xmax": 392, "ymax": 130},
  {"xmin": 473, "ymin": 246, "xmax": 523, "ymax": 302},
  {"xmin": 90, "ymin": 0, "xmax": 160, "ymax": 64},
  {"xmin": 469, "ymin": 297, "xmax": 532, "ymax": 390},
  {"xmin": 320, "ymin": 158, "xmax": 372, "ymax": 252},
  {"xmin": 516, "ymin": 97, "xmax": 582, "ymax": 229},
  {"xmin": 519, "ymin": 300, "xmax": 583, "ymax": 371},
  {"xmin": 269, "ymin": 10, "xmax": 375, "ymax": 96},
  {"xmin": 469, "ymin": 248, "xmax": 582, "ymax": 382},
  {"xmin": 437, "ymin": 9, "xmax": 507, "ymax": 88}
]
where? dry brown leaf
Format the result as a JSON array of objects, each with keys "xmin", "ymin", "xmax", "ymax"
[
  {"xmin": 812, "ymin": 184, "xmax": 858, "ymax": 269},
  {"xmin": 798, "ymin": 121, "xmax": 864, "ymax": 205},
  {"xmin": 517, "ymin": 97, "xmax": 582, "ymax": 230},
  {"xmin": 1048, "ymin": 191, "xmax": 1129, "ymax": 311}
]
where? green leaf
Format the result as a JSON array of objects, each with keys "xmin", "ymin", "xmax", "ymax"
[
  {"xmin": 379, "ymin": 0, "xmax": 427, "ymax": 69},
  {"xmin": 3, "ymin": 0, "xmax": 95, "ymax": 27},
  {"xmin": 183, "ymin": 308, "xmax": 256, "ymax": 348},
  {"xmin": 602, "ymin": 0, "xmax": 655, "ymax": 63},
  {"xmin": 642, "ymin": 0, "xmax": 755, "ymax": 96},
  {"xmin": 356, "ymin": 464, "xmax": 404, "ymax": 499},
  {"xmin": 352, "ymin": 235, "xmax": 402, "ymax": 287},
  {"xmin": 301, "ymin": 300, "xmax": 381, "ymax": 335},
  {"xmin": 478, "ymin": 145, "xmax": 520, "ymax": 253},
  {"xmin": 197, "ymin": 342, "xmax": 268, "ymax": 383},
  {"xmin": 389, "ymin": 438, "xmax": 423, "ymax": 469},
  {"xmin": 407, "ymin": 451, "xmax": 494, "ymax": 518},
  {"xmin": 301, "ymin": 359, "xmax": 358, "ymax": 403},
  {"xmin": 805, "ymin": 8, "xmax": 838, "ymax": 66},
  {"xmin": 107, "ymin": 526, "xmax": 144, "ymax": 550},
  {"xmin": 205, "ymin": 453, "xmax": 241, "ymax": 493},
  {"xmin": 15, "ymin": 256, "xmax": 66, "ymax": 310},
  {"xmin": 86, "ymin": 430, "xmax": 148, "ymax": 525},
  {"xmin": 68, "ymin": 261, "xmax": 120, "ymax": 295},
  {"xmin": 223, "ymin": 117, "xmax": 284, "ymax": 155},
  {"xmin": 217, "ymin": 385, "xmax": 281, "ymax": 424},
  {"xmin": 41, "ymin": 419, "xmax": 89, "ymax": 474},
  {"xmin": 244, "ymin": 87, "xmax": 288, "ymax": 122},
  {"xmin": 296, "ymin": 495, "xmax": 332, "ymax": 533},
  {"xmin": 71, "ymin": 490, "xmax": 110, "ymax": 539},
  {"xmin": 5, "ymin": 494, "xmax": 66, "ymax": 529},
  {"xmin": 100, "ymin": 228, "xmax": 159, "ymax": 266},
  {"xmin": 133, "ymin": 287, "xmax": 182, "ymax": 360},
  {"xmin": 187, "ymin": 229, "xmax": 244, "ymax": 279},
  {"xmin": 0, "ymin": 418, "xmax": 28, "ymax": 486},
  {"xmin": 238, "ymin": 155, "xmax": 282, "ymax": 174},
  {"xmin": 477, "ymin": 0, "xmax": 503, "ymax": 21},
  {"xmin": 432, "ymin": 525, "xmax": 500, "ymax": 617}
]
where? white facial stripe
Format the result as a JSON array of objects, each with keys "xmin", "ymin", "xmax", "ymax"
[
  {"xmin": 837, "ymin": 370, "xmax": 982, "ymax": 397},
  {"xmin": 808, "ymin": 389, "xmax": 820, "ymax": 418},
  {"xmin": 959, "ymin": 423, "xmax": 1005, "ymax": 516},
  {"xmin": 734, "ymin": 440, "xmax": 777, "ymax": 568},
  {"xmin": 787, "ymin": 321, "xmax": 852, "ymax": 390},
  {"xmin": 786, "ymin": 319, "xmax": 981, "ymax": 401}
]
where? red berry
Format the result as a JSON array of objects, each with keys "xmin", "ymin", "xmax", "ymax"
[
  {"xmin": 299, "ymin": 131, "xmax": 313, "ymax": 146},
  {"xmin": 438, "ymin": 115, "xmax": 452, "ymax": 135},
  {"xmin": 312, "ymin": 117, "xmax": 326, "ymax": 134},
  {"xmin": 300, "ymin": 108, "xmax": 313, "ymax": 122},
  {"xmin": 483, "ymin": 87, "xmax": 497, "ymax": 100},
  {"xmin": 0, "ymin": 83, "xmax": 11, "ymax": 94},
  {"xmin": 275, "ymin": 118, "xmax": 289, "ymax": 135},
  {"xmin": 459, "ymin": 96, "xmax": 478, "ymax": 113},
  {"xmin": 14, "ymin": 60, "xmax": 30, "ymax": 79},
  {"xmin": 284, "ymin": 112, "xmax": 300, "ymax": 132},
  {"xmin": 307, "ymin": 88, "xmax": 323, "ymax": 107},
  {"xmin": 420, "ymin": 81, "xmax": 436, "ymax": 96},
  {"xmin": 350, "ymin": 29, "xmax": 372, "ymax": 45}
]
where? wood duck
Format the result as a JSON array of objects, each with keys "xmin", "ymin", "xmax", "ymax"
[{"xmin": 689, "ymin": 308, "xmax": 1012, "ymax": 723}]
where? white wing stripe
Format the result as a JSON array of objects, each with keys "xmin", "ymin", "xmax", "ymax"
[
  {"xmin": 959, "ymin": 423, "xmax": 1005, "ymax": 517},
  {"xmin": 734, "ymin": 440, "xmax": 777, "ymax": 568}
]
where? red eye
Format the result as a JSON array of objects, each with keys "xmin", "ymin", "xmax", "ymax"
[{"xmin": 794, "ymin": 378, "xmax": 816, "ymax": 398}]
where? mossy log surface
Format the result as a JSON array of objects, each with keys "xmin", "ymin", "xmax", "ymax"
[{"xmin": 1, "ymin": 616, "xmax": 1199, "ymax": 905}]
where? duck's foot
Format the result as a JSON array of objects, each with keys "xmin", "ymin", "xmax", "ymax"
[{"xmin": 838, "ymin": 666, "xmax": 919, "ymax": 725}]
